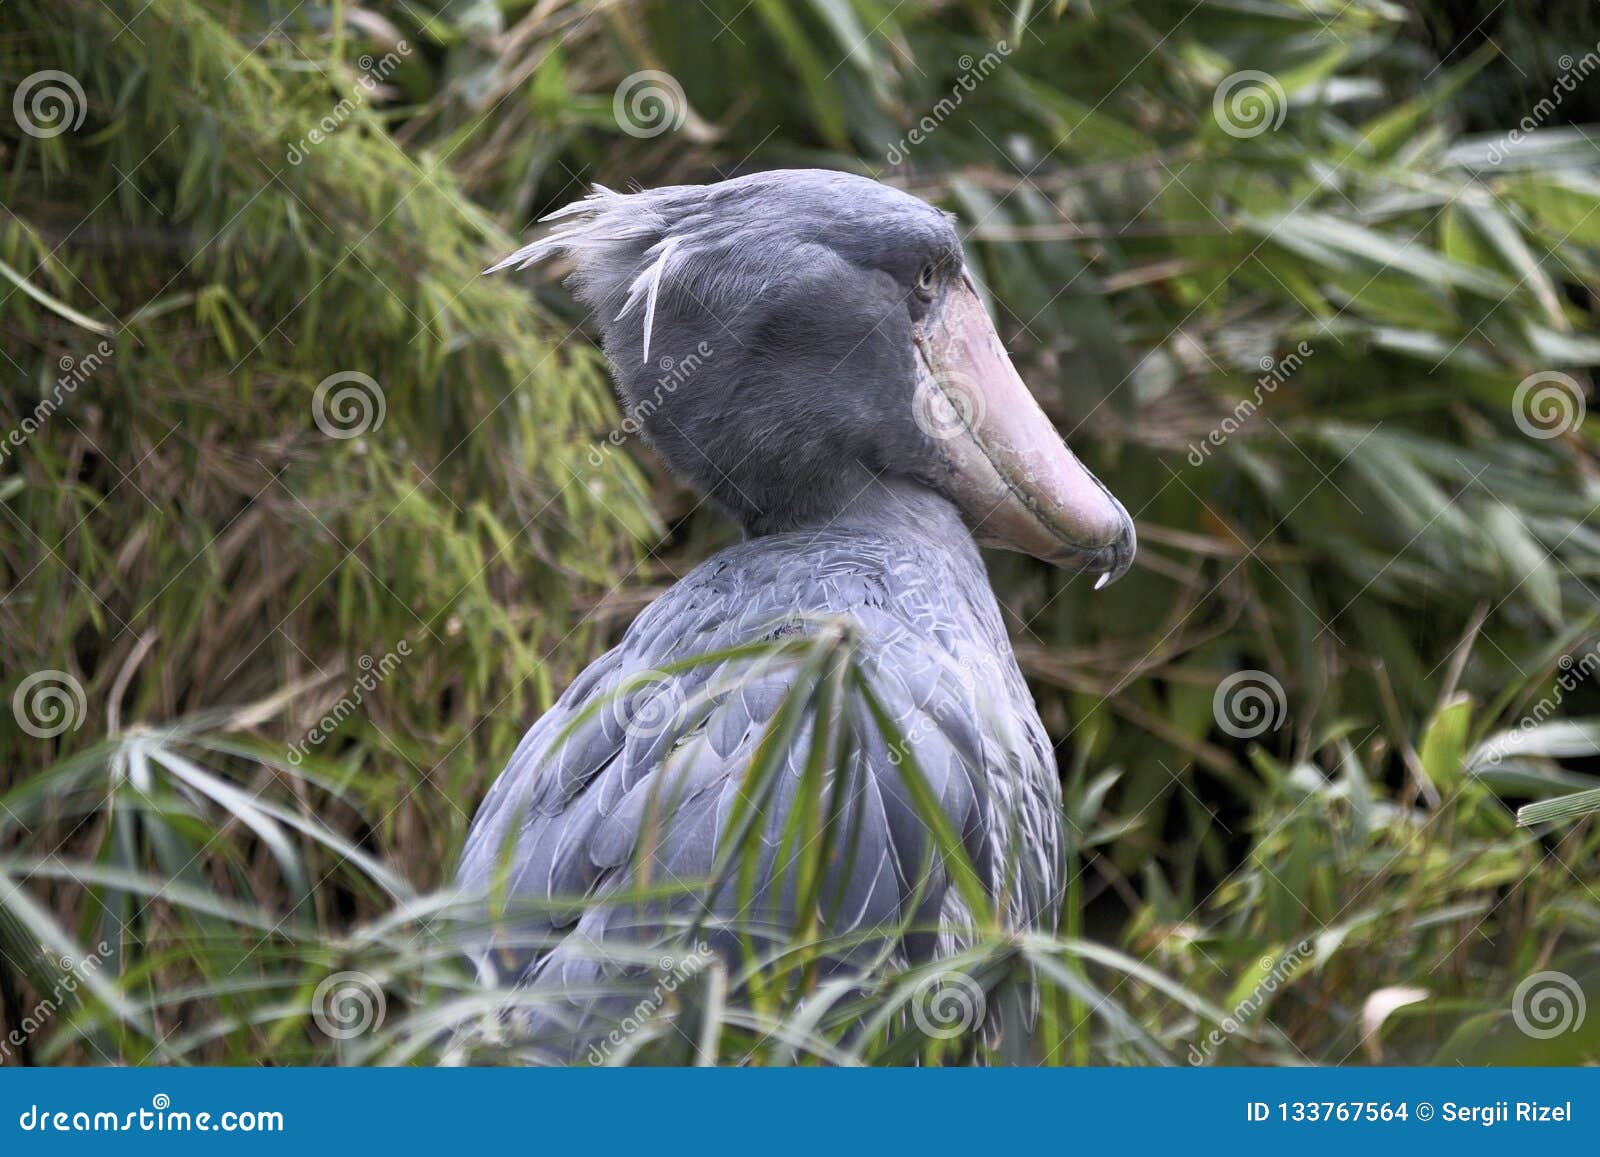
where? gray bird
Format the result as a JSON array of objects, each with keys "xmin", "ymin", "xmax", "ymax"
[{"xmin": 457, "ymin": 169, "xmax": 1134, "ymax": 1050}]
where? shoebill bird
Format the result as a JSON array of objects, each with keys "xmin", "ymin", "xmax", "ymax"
[{"xmin": 458, "ymin": 169, "xmax": 1135, "ymax": 1046}]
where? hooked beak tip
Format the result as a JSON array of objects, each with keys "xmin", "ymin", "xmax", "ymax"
[
  {"xmin": 1035, "ymin": 504, "xmax": 1134, "ymax": 586},
  {"xmin": 1087, "ymin": 503, "xmax": 1136, "ymax": 590}
]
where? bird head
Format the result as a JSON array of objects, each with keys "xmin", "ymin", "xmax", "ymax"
[{"xmin": 489, "ymin": 169, "xmax": 1134, "ymax": 585}]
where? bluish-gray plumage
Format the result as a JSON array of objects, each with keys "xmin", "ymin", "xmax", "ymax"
[
  {"xmin": 456, "ymin": 486, "xmax": 1061, "ymax": 978},
  {"xmin": 484, "ymin": 171, "xmax": 967, "ymax": 535},
  {"xmin": 460, "ymin": 170, "xmax": 1133, "ymax": 1054}
]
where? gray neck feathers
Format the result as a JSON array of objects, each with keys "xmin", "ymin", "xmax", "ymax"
[{"xmin": 788, "ymin": 477, "xmax": 984, "ymax": 569}]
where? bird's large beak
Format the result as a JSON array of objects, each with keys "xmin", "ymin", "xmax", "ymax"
[{"xmin": 913, "ymin": 273, "xmax": 1135, "ymax": 586}]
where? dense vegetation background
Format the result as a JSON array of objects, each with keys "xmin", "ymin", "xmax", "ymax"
[{"xmin": 2, "ymin": 0, "xmax": 1599, "ymax": 1065}]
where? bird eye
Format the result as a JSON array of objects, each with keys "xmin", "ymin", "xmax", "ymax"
[{"xmin": 915, "ymin": 261, "xmax": 939, "ymax": 299}]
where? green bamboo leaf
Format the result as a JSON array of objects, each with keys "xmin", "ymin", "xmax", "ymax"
[
  {"xmin": 1518, "ymin": 786, "xmax": 1600, "ymax": 827},
  {"xmin": 0, "ymin": 257, "xmax": 115, "ymax": 335},
  {"xmin": 1418, "ymin": 693, "xmax": 1475, "ymax": 793}
]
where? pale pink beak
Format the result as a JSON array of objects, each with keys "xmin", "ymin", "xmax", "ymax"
[{"xmin": 913, "ymin": 274, "xmax": 1134, "ymax": 585}]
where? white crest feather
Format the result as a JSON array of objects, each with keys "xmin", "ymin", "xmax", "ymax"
[
  {"xmin": 616, "ymin": 236, "xmax": 679, "ymax": 363},
  {"xmin": 482, "ymin": 183, "xmax": 690, "ymax": 362},
  {"xmin": 482, "ymin": 186, "xmax": 647, "ymax": 276}
]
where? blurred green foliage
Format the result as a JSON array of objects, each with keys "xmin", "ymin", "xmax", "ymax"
[{"xmin": 2, "ymin": 0, "xmax": 1598, "ymax": 1064}]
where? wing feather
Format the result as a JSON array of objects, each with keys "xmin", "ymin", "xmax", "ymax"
[{"xmin": 456, "ymin": 528, "xmax": 1063, "ymax": 1007}]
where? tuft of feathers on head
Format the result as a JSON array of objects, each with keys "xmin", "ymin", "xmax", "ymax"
[
  {"xmin": 483, "ymin": 171, "xmax": 952, "ymax": 369},
  {"xmin": 483, "ymin": 186, "xmax": 652, "ymax": 277},
  {"xmin": 483, "ymin": 175, "xmax": 831, "ymax": 368},
  {"xmin": 484, "ymin": 185, "xmax": 684, "ymax": 362}
]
